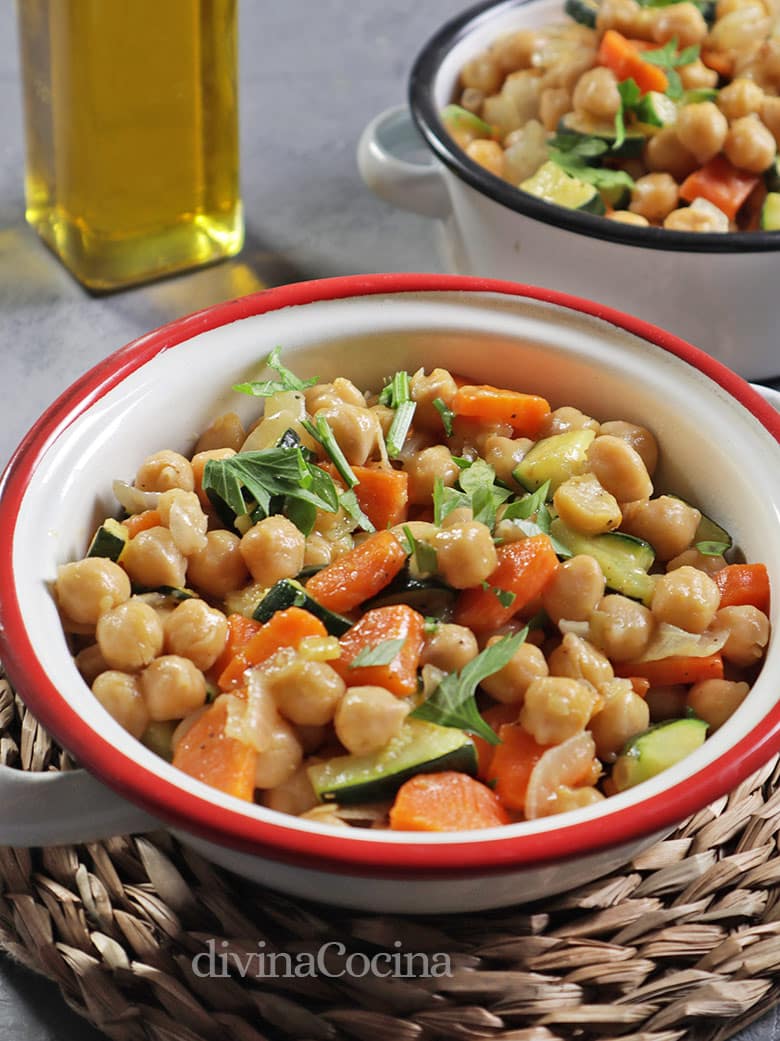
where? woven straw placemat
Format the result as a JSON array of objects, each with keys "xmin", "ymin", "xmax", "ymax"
[{"xmin": 3, "ymin": 669, "xmax": 780, "ymax": 1041}]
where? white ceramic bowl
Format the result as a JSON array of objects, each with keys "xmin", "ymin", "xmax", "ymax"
[
  {"xmin": 357, "ymin": 0, "xmax": 780, "ymax": 380},
  {"xmin": 1, "ymin": 274, "xmax": 779, "ymax": 914}
]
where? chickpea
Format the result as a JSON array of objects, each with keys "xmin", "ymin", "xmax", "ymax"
[
  {"xmin": 646, "ymin": 684, "xmax": 688, "ymax": 722},
  {"xmin": 590, "ymin": 594, "xmax": 655, "ymax": 661},
  {"xmin": 422, "ymin": 624, "xmax": 479, "ymax": 673},
  {"xmin": 663, "ymin": 203, "xmax": 729, "ymax": 231},
  {"xmin": 482, "ymin": 94, "xmax": 525, "ymax": 140},
  {"xmin": 629, "ymin": 173, "xmax": 680, "ymax": 223},
  {"xmin": 141, "ymin": 655, "xmax": 207, "ymax": 722},
  {"xmin": 676, "ymin": 103, "xmax": 728, "ymax": 164},
  {"xmin": 466, "ymin": 138, "xmax": 506, "ymax": 178},
  {"xmin": 651, "ymin": 566, "xmax": 720, "ymax": 633},
  {"xmin": 718, "ymin": 78, "xmax": 765, "ymax": 120},
  {"xmin": 96, "ymin": 598, "xmax": 164, "ymax": 672},
  {"xmin": 715, "ymin": 605, "xmax": 770, "ymax": 666},
  {"xmin": 434, "ymin": 520, "xmax": 498, "ymax": 590},
  {"xmin": 554, "ymin": 786, "xmax": 606, "ymax": 812},
  {"xmin": 760, "ymin": 96, "xmax": 780, "ymax": 148},
  {"xmin": 239, "ymin": 515, "xmax": 305, "ymax": 587},
  {"xmin": 652, "ymin": 2, "xmax": 708, "ymax": 46},
  {"xmin": 620, "ymin": 496, "xmax": 701, "ymax": 562},
  {"xmin": 303, "ymin": 532, "xmax": 332, "ymax": 569},
  {"xmin": 590, "ymin": 685, "xmax": 650, "ymax": 759},
  {"xmin": 667, "ymin": 547, "xmax": 727, "ymax": 576},
  {"xmin": 121, "ymin": 527, "xmax": 187, "ymax": 590},
  {"xmin": 92, "ymin": 671, "xmax": 149, "ymax": 739},
  {"xmin": 679, "ymin": 59, "xmax": 719, "ymax": 90},
  {"xmin": 687, "ymin": 679, "xmax": 750, "ymax": 730},
  {"xmin": 334, "ymin": 686, "xmax": 410, "ymax": 756},
  {"xmin": 709, "ymin": 5, "xmax": 771, "ymax": 54},
  {"xmin": 313, "ymin": 403, "xmax": 379, "ymax": 465},
  {"xmin": 598, "ymin": 421, "xmax": 658, "ymax": 476},
  {"xmin": 548, "ymin": 632, "xmax": 614, "ymax": 688},
  {"xmin": 405, "ymin": 445, "xmax": 460, "ymax": 505},
  {"xmin": 481, "ymin": 638, "xmax": 549, "ymax": 704},
  {"xmin": 55, "ymin": 558, "xmax": 131, "ymax": 626},
  {"xmin": 191, "ymin": 448, "xmax": 236, "ymax": 508},
  {"xmin": 135, "ymin": 450, "xmax": 194, "ymax": 493},
  {"xmin": 587, "ymin": 435, "xmax": 653, "ymax": 504},
  {"xmin": 157, "ymin": 489, "xmax": 208, "ymax": 557},
  {"xmin": 193, "ymin": 412, "xmax": 245, "ymax": 455},
  {"xmin": 164, "ymin": 599, "xmax": 228, "ymax": 671},
  {"xmin": 492, "ymin": 29, "xmax": 537, "ymax": 73},
  {"xmin": 538, "ymin": 406, "xmax": 600, "ymax": 439},
  {"xmin": 542, "ymin": 554, "xmax": 605, "ymax": 624},
  {"xmin": 254, "ymin": 718, "xmax": 304, "ymax": 789},
  {"xmin": 554, "ymin": 474, "xmax": 622, "ymax": 536},
  {"xmin": 539, "ymin": 87, "xmax": 572, "ymax": 132},
  {"xmin": 723, "ymin": 114, "xmax": 776, "ymax": 173},
  {"xmin": 573, "ymin": 67, "xmax": 621, "ymax": 120},
  {"xmin": 75, "ymin": 643, "xmax": 109, "ymax": 685},
  {"xmin": 608, "ymin": 210, "xmax": 650, "ymax": 226},
  {"xmin": 409, "ymin": 368, "xmax": 459, "ymax": 432},
  {"xmin": 597, "ymin": 0, "xmax": 656, "ymax": 38},
  {"xmin": 261, "ymin": 765, "xmax": 318, "ymax": 816},
  {"xmin": 461, "ymin": 52, "xmax": 503, "ymax": 95},
  {"xmin": 187, "ymin": 531, "xmax": 249, "ymax": 599},
  {"xmin": 645, "ymin": 128, "xmax": 699, "ymax": 181},
  {"xmin": 520, "ymin": 677, "xmax": 601, "ymax": 745},
  {"xmin": 483, "ymin": 434, "xmax": 533, "ymax": 486},
  {"xmin": 265, "ymin": 657, "xmax": 345, "ymax": 726}
]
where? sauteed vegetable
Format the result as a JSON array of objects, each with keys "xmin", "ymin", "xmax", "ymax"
[{"xmin": 56, "ymin": 350, "xmax": 771, "ymax": 830}]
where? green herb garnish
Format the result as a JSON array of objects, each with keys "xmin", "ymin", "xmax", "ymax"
[
  {"xmin": 403, "ymin": 525, "xmax": 438, "ymax": 574},
  {"xmin": 339, "ymin": 489, "xmax": 375, "ymax": 533},
  {"xmin": 481, "ymin": 582, "xmax": 517, "ymax": 609},
  {"xmin": 302, "ymin": 415, "xmax": 358, "ymax": 489},
  {"xmin": 641, "ymin": 39, "xmax": 701, "ymax": 100},
  {"xmin": 380, "ymin": 371, "xmax": 417, "ymax": 458},
  {"xmin": 614, "ymin": 78, "xmax": 642, "ymax": 150},
  {"xmin": 433, "ymin": 396, "xmax": 455, "ymax": 436},
  {"xmin": 233, "ymin": 347, "xmax": 318, "ymax": 397},
  {"xmin": 350, "ymin": 638, "xmax": 407, "ymax": 669}
]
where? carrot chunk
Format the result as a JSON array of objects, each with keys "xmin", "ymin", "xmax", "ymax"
[
  {"xmin": 173, "ymin": 699, "xmax": 257, "ymax": 801},
  {"xmin": 715, "ymin": 563, "xmax": 770, "ymax": 613},
  {"xmin": 679, "ymin": 156, "xmax": 758, "ymax": 221},
  {"xmin": 304, "ymin": 529, "xmax": 407, "ymax": 613},
  {"xmin": 210, "ymin": 614, "xmax": 264, "ymax": 682},
  {"xmin": 451, "ymin": 384, "xmax": 550, "ymax": 438},
  {"xmin": 486, "ymin": 724, "xmax": 551, "ymax": 812},
  {"xmin": 597, "ymin": 30, "xmax": 669, "ymax": 94},
  {"xmin": 321, "ymin": 463, "xmax": 409, "ymax": 530},
  {"xmin": 389, "ymin": 771, "xmax": 510, "ymax": 831},
  {"xmin": 334, "ymin": 604, "xmax": 425, "ymax": 696},
  {"xmin": 472, "ymin": 703, "xmax": 520, "ymax": 780},
  {"xmin": 123, "ymin": 509, "xmax": 162, "ymax": 537},
  {"xmin": 218, "ymin": 607, "xmax": 327, "ymax": 690},
  {"xmin": 614, "ymin": 653, "xmax": 724, "ymax": 686}
]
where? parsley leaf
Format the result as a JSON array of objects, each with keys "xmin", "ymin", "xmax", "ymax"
[
  {"xmin": 458, "ymin": 459, "xmax": 513, "ymax": 528},
  {"xmin": 302, "ymin": 415, "xmax": 358, "ymax": 489},
  {"xmin": 548, "ymin": 148, "xmax": 635, "ymax": 192},
  {"xmin": 501, "ymin": 480, "xmax": 552, "ymax": 522},
  {"xmin": 696, "ymin": 539, "xmax": 729, "ymax": 556},
  {"xmin": 350, "ymin": 638, "xmax": 407, "ymax": 668},
  {"xmin": 641, "ymin": 38, "xmax": 701, "ymax": 100},
  {"xmin": 402, "ymin": 525, "xmax": 438, "ymax": 574},
  {"xmin": 482, "ymin": 582, "xmax": 516, "ymax": 609},
  {"xmin": 433, "ymin": 396, "xmax": 455, "ymax": 436},
  {"xmin": 233, "ymin": 347, "xmax": 318, "ymax": 397},
  {"xmin": 339, "ymin": 488, "xmax": 375, "ymax": 533},
  {"xmin": 548, "ymin": 132, "xmax": 609, "ymax": 158}
]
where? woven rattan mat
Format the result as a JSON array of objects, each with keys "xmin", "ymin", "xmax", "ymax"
[{"xmin": 3, "ymin": 671, "xmax": 780, "ymax": 1041}]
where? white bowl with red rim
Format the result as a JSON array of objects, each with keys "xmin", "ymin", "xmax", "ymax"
[{"xmin": 0, "ymin": 273, "xmax": 778, "ymax": 914}]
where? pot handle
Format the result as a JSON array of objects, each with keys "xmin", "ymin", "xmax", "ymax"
[
  {"xmin": 357, "ymin": 105, "xmax": 451, "ymax": 219},
  {"xmin": 0, "ymin": 763, "xmax": 159, "ymax": 846}
]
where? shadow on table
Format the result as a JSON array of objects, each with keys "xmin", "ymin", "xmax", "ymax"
[{"xmin": 0, "ymin": 955, "xmax": 105, "ymax": 1041}]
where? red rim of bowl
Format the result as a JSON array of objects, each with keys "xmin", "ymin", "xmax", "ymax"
[{"xmin": 1, "ymin": 272, "xmax": 779, "ymax": 879}]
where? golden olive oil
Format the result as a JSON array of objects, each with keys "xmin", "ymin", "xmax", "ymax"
[{"xmin": 18, "ymin": 0, "xmax": 243, "ymax": 291}]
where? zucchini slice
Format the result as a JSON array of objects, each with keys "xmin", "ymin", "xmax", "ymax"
[
  {"xmin": 564, "ymin": 0, "xmax": 598, "ymax": 27},
  {"xmin": 253, "ymin": 578, "xmax": 353, "ymax": 635},
  {"xmin": 365, "ymin": 567, "xmax": 456, "ymax": 616},
  {"xmin": 87, "ymin": 518, "xmax": 129, "ymax": 562},
  {"xmin": 635, "ymin": 91, "xmax": 677, "ymax": 128},
  {"xmin": 761, "ymin": 192, "xmax": 780, "ymax": 231},
  {"xmin": 308, "ymin": 719, "xmax": 477, "ymax": 804},
  {"xmin": 669, "ymin": 495, "xmax": 732, "ymax": 552},
  {"xmin": 558, "ymin": 112, "xmax": 645, "ymax": 158},
  {"xmin": 612, "ymin": 718, "xmax": 708, "ymax": 791},
  {"xmin": 550, "ymin": 518, "xmax": 656, "ymax": 603},
  {"xmin": 513, "ymin": 429, "xmax": 596, "ymax": 493},
  {"xmin": 599, "ymin": 181, "xmax": 631, "ymax": 210},
  {"xmin": 520, "ymin": 161, "xmax": 605, "ymax": 215}
]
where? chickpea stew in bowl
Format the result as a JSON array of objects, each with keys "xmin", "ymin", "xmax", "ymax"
[
  {"xmin": 443, "ymin": 0, "xmax": 780, "ymax": 230},
  {"xmin": 55, "ymin": 346, "xmax": 772, "ymax": 832}
]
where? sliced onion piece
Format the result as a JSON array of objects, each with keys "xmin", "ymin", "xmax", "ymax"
[
  {"xmin": 224, "ymin": 670, "xmax": 279, "ymax": 753},
  {"xmin": 638, "ymin": 623, "xmax": 728, "ymax": 663},
  {"xmin": 558, "ymin": 619, "xmax": 591, "ymax": 638},
  {"xmin": 525, "ymin": 732, "xmax": 597, "ymax": 820},
  {"xmin": 112, "ymin": 480, "xmax": 161, "ymax": 515}
]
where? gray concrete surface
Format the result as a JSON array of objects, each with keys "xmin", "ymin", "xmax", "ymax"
[{"xmin": 0, "ymin": 1, "xmax": 777, "ymax": 1038}]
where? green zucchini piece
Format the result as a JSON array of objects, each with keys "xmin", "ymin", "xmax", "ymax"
[
  {"xmin": 669, "ymin": 495, "xmax": 732, "ymax": 552},
  {"xmin": 308, "ymin": 719, "xmax": 477, "ymax": 804},
  {"xmin": 141, "ymin": 721, "xmax": 177, "ymax": 761},
  {"xmin": 765, "ymin": 157, "xmax": 780, "ymax": 193},
  {"xmin": 513, "ymin": 429, "xmax": 596, "ymax": 493},
  {"xmin": 87, "ymin": 518, "xmax": 129, "ymax": 562},
  {"xmin": 558, "ymin": 112, "xmax": 645, "ymax": 158},
  {"xmin": 550, "ymin": 518, "xmax": 656, "ymax": 603},
  {"xmin": 680, "ymin": 88, "xmax": 718, "ymax": 106},
  {"xmin": 565, "ymin": 0, "xmax": 598, "ymax": 27},
  {"xmin": 599, "ymin": 181, "xmax": 631, "ymax": 209},
  {"xmin": 520, "ymin": 161, "xmax": 605, "ymax": 215},
  {"xmin": 253, "ymin": 578, "xmax": 353, "ymax": 635},
  {"xmin": 761, "ymin": 192, "xmax": 780, "ymax": 231},
  {"xmin": 635, "ymin": 91, "xmax": 677, "ymax": 128},
  {"xmin": 441, "ymin": 104, "xmax": 494, "ymax": 139},
  {"xmin": 132, "ymin": 584, "xmax": 198, "ymax": 601},
  {"xmin": 613, "ymin": 717, "xmax": 708, "ymax": 791},
  {"xmin": 365, "ymin": 567, "xmax": 456, "ymax": 616}
]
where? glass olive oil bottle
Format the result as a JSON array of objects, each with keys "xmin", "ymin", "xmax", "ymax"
[{"xmin": 18, "ymin": 0, "xmax": 243, "ymax": 291}]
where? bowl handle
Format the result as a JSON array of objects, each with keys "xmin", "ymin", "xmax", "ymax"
[
  {"xmin": 357, "ymin": 105, "xmax": 451, "ymax": 219},
  {"xmin": 0, "ymin": 763, "xmax": 159, "ymax": 846}
]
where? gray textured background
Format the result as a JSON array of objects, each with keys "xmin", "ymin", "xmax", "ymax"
[{"xmin": 0, "ymin": 1, "xmax": 777, "ymax": 1038}]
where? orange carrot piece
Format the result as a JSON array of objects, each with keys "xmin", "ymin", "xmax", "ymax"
[
  {"xmin": 615, "ymin": 653, "xmax": 724, "ymax": 686},
  {"xmin": 173, "ymin": 699, "xmax": 257, "ymax": 801},
  {"xmin": 486, "ymin": 724, "xmax": 551, "ymax": 812},
  {"xmin": 334, "ymin": 604, "xmax": 425, "ymax": 696},
  {"xmin": 218, "ymin": 607, "xmax": 327, "ymax": 690},
  {"xmin": 627, "ymin": 676, "xmax": 651, "ymax": 698},
  {"xmin": 304, "ymin": 529, "xmax": 407, "ymax": 613},
  {"xmin": 124, "ymin": 509, "xmax": 162, "ymax": 538},
  {"xmin": 715, "ymin": 563, "xmax": 770, "ymax": 612},
  {"xmin": 210, "ymin": 614, "xmax": 263, "ymax": 683},
  {"xmin": 473, "ymin": 703, "xmax": 520, "ymax": 780},
  {"xmin": 389, "ymin": 771, "xmax": 510, "ymax": 831},
  {"xmin": 679, "ymin": 156, "xmax": 759, "ymax": 221},
  {"xmin": 597, "ymin": 30, "xmax": 669, "ymax": 94},
  {"xmin": 454, "ymin": 534, "xmax": 560, "ymax": 632},
  {"xmin": 321, "ymin": 463, "xmax": 409, "ymax": 530},
  {"xmin": 451, "ymin": 384, "xmax": 551, "ymax": 438}
]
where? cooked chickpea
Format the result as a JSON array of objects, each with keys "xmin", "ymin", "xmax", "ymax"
[
  {"xmin": 193, "ymin": 412, "xmax": 245, "ymax": 455},
  {"xmin": 261, "ymin": 765, "xmax": 318, "ymax": 815},
  {"xmin": 548, "ymin": 632, "xmax": 614, "ymax": 688},
  {"xmin": 481, "ymin": 638, "xmax": 549, "ymax": 704},
  {"xmin": 313, "ymin": 403, "xmax": 378, "ymax": 465},
  {"xmin": 409, "ymin": 368, "xmax": 459, "ymax": 431},
  {"xmin": 539, "ymin": 87, "xmax": 572, "ymax": 131},
  {"xmin": 590, "ymin": 595, "xmax": 655, "ymax": 661},
  {"xmin": 590, "ymin": 684, "xmax": 650, "ymax": 759},
  {"xmin": 679, "ymin": 59, "xmax": 719, "ymax": 90},
  {"xmin": 646, "ymin": 684, "xmax": 687, "ymax": 722},
  {"xmin": 573, "ymin": 67, "xmax": 621, "ymax": 120},
  {"xmin": 715, "ymin": 605, "xmax": 770, "ymax": 666},
  {"xmin": 620, "ymin": 496, "xmax": 701, "ymax": 561},
  {"xmin": 587, "ymin": 435, "xmax": 653, "ymax": 503},
  {"xmin": 186, "ymin": 531, "xmax": 249, "ymax": 599},
  {"xmin": 542, "ymin": 554, "xmax": 605, "ymax": 624},
  {"xmin": 96, "ymin": 598, "xmax": 164, "ymax": 671},
  {"xmin": 598, "ymin": 421, "xmax": 658, "ymax": 476},
  {"xmin": 723, "ymin": 114, "xmax": 776, "ymax": 173},
  {"xmin": 239, "ymin": 515, "xmax": 305, "ymax": 586},
  {"xmin": 461, "ymin": 52, "xmax": 503, "ymax": 95},
  {"xmin": 121, "ymin": 527, "xmax": 187, "ymax": 590},
  {"xmin": 520, "ymin": 677, "xmax": 601, "ymax": 745},
  {"xmin": 434, "ymin": 520, "xmax": 498, "ymax": 589},
  {"xmin": 253, "ymin": 718, "xmax": 304, "ymax": 789},
  {"xmin": 667, "ymin": 547, "xmax": 727, "ymax": 576},
  {"xmin": 718, "ymin": 78, "xmax": 765, "ymax": 120},
  {"xmin": 422, "ymin": 624, "xmax": 479, "ymax": 673},
  {"xmin": 608, "ymin": 210, "xmax": 650, "ymax": 226},
  {"xmin": 483, "ymin": 434, "xmax": 533, "ymax": 486},
  {"xmin": 687, "ymin": 679, "xmax": 750, "ymax": 730},
  {"xmin": 303, "ymin": 532, "xmax": 332, "ymax": 569},
  {"xmin": 492, "ymin": 29, "xmax": 537, "ymax": 73},
  {"xmin": 554, "ymin": 474, "xmax": 622, "ymax": 535},
  {"xmin": 676, "ymin": 102, "xmax": 728, "ymax": 164},
  {"xmin": 466, "ymin": 138, "xmax": 506, "ymax": 178},
  {"xmin": 92, "ymin": 671, "xmax": 149, "ymax": 739},
  {"xmin": 554, "ymin": 786, "xmax": 606, "ymax": 812},
  {"xmin": 663, "ymin": 203, "xmax": 729, "ymax": 232},
  {"xmin": 538, "ymin": 406, "xmax": 600, "ymax": 439},
  {"xmin": 405, "ymin": 445, "xmax": 460, "ymax": 505},
  {"xmin": 135, "ymin": 450, "xmax": 194, "ymax": 493},
  {"xmin": 141, "ymin": 655, "xmax": 207, "ymax": 721},
  {"xmin": 157, "ymin": 489, "xmax": 208, "ymax": 556},
  {"xmin": 164, "ymin": 599, "xmax": 228, "ymax": 671},
  {"xmin": 652, "ymin": 2, "xmax": 708, "ymax": 46},
  {"xmin": 760, "ymin": 96, "xmax": 780, "ymax": 147},
  {"xmin": 629, "ymin": 173, "xmax": 680, "ymax": 223},
  {"xmin": 645, "ymin": 128, "xmax": 699, "ymax": 181},
  {"xmin": 75, "ymin": 643, "xmax": 109, "ymax": 685},
  {"xmin": 334, "ymin": 686, "xmax": 410, "ymax": 756},
  {"xmin": 265, "ymin": 657, "xmax": 346, "ymax": 726},
  {"xmin": 597, "ymin": 0, "xmax": 656, "ymax": 38},
  {"xmin": 55, "ymin": 558, "xmax": 131, "ymax": 625},
  {"xmin": 651, "ymin": 566, "xmax": 721, "ymax": 632}
]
